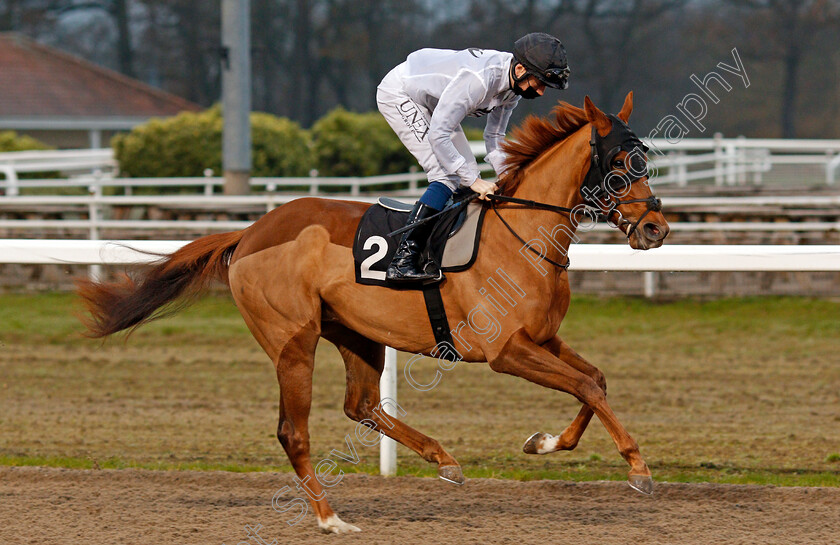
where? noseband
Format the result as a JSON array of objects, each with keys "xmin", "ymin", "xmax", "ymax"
[{"xmin": 489, "ymin": 115, "xmax": 662, "ymax": 269}]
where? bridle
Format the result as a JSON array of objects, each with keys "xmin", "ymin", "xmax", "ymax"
[
  {"xmin": 488, "ymin": 115, "xmax": 662, "ymax": 270},
  {"xmin": 581, "ymin": 114, "xmax": 662, "ymax": 238}
]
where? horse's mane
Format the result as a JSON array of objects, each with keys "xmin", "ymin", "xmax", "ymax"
[{"xmin": 498, "ymin": 101, "xmax": 589, "ymax": 196}]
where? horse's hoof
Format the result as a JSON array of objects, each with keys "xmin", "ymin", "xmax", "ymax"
[
  {"xmin": 318, "ymin": 514, "xmax": 362, "ymax": 534},
  {"xmin": 628, "ymin": 474, "xmax": 654, "ymax": 495},
  {"xmin": 438, "ymin": 465, "xmax": 465, "ymax": 485},
  {"xmin": 522, "ymin": 432, "xmax": 553, "ymax": 455}
]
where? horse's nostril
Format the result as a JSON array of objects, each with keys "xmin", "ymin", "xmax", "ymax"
[{"xmin": 643, "ymin": 223, "xmax": 663, "ymax": 239}]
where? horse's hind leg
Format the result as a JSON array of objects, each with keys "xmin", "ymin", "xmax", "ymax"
[
  {"xmin": 230, "ymin": 252, "xmax": 360, "ymax": 534},
  {"xmin": 322, "ymin": 323, "xmax": 464, "ymax": 484},
  {"xmin": 523, "ymin": 335, "xmax": 603, "ymax": 455},
  {"xmin": 275, "ymin": 325, "xmax": 365, "ymax": 534},
  {"xmin": 236, "ymin": 311, "xmax": 359, "ymax": 533}
]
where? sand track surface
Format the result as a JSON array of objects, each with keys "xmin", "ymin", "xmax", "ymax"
[{"xmin": 1, "ymin": 466, "xmax": 838, "ymax": 545}]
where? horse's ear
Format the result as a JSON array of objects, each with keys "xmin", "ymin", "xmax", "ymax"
[
  {"xmin": 617, "ymin": 91, "xmax": 634, "ymax": 122},
  {"xmin": 584, "ymin": 95, "xmax": 611, "ymax": 135}
]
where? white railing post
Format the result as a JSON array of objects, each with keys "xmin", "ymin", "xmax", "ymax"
[
  {"xmin": 2, "ymin": 166, "xmax": 19, "ymax": 196},
  {"xmin": 88, "ymin": 184, "xmax": 102, "ymax": 281},
  {"xmin": 752, "ymin": 148, "xmax": 767, "ymax": 185},
  {"xmin": 379, "ymin": 347, "xmax": 398, "ymax": 476},
  {"xmin": 736, "ymin": 135, "xmax": 747, "ymax": 185},
  {"xmin": 713, "ymin": 132, "xmax": 724, "ymax": 186},
  {"xmin": 826, "ymin": 153, "xmax": 840, "ymax": 186},
  {"xmin": 643, "ymin": 271, "xmax": 657, "ymax": 298},
  {"xmin": 409, "ymin": 166, "xmax": 419, "ymax": 193},
  {"xmin": 204, "ymin": 168, "xmax": 215, "ymax": 196},
  {"xmin": 309, "ymin": 169, "xmax": 319, "ymax": 195},
  {"xmin": 676, "ymin": 151, "xmax": 687, "ymax": 187},
  {"xmin": 88, "ymin": 168, "xmax": 103, "ymax": 195},
  {"xmin": 725, "ymin": 142, "xmax": 737, "ymax": 186}
]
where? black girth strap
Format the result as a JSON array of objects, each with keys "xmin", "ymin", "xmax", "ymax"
[{"xmin": 422, "ymin": 283, "xmax": 456, "ymax": 355}]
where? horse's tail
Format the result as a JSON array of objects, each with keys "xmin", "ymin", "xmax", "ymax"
[{"xmin": 76, "ymin": 230, "xmax": 246, "ymax": 338}]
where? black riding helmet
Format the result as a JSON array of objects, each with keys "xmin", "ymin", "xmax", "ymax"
[{"xmin": 513, "ymin": 32, "xmax": 570, "ymax": 89}]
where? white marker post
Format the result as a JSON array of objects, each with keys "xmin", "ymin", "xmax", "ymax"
[{"xmin": 379, "ymin": 347, "xmax": 398, "ymax": 476}]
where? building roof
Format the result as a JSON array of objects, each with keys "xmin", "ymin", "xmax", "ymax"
[{"xmin": 0, "ymin": 33, "xmax": 200, "ymax": 130}]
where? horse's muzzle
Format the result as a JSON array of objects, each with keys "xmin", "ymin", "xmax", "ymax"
[{"xmin": 630, "ymin": 219, "xmax": 669, "ymax": 250}]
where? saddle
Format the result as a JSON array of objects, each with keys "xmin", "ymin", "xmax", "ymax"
[{"xmin": 352, "ymin": 192, "xmax": 487, "ymax": 288}]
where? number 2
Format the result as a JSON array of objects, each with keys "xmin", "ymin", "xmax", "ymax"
[{"xmin": 360, "ymin": 236, "xmax": 388, "ymax": 280}]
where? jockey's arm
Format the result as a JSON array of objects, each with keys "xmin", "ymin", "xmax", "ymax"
[
  {"xmin": 427, "ymin": 70, "xmax": 488, "ymax": 189},
  {"xmin": 483, "ymin": 102, "xmax": 516, "ymax": 178}
]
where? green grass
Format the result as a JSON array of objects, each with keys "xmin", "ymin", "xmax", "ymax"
[
  {"xmin": 0, "ymin": 291, "xmax": 251, "ymax": 346},
  {"xmin": 4, "ymin": 454, "xmax": 837, "ymax": 488},
  {"xmin": 2, "ymin": 292, "xmax": 839, "ymax": 487}
]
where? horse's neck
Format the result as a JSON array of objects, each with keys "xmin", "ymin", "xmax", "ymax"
[
  {"xmin": 501, "ymin": 126, "xmax": 591, "ymax": 264},
  {"xmin": 511, "ymin": 125, "xmax": 590, "ymax": 207}
]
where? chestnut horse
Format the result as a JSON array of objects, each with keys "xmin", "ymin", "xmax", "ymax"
[{"xmin": 78, "ymin": 93, "xmax": 669, "ymax": 534}]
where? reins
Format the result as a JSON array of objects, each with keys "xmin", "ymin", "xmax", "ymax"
[
  {"xmin": 486, "ymin": 119, "xmax": 663, "ymax": 270},
  {"xmin": 387, "ymin": 192, "xmax": 479, "ymax": 238},
  {"xmin": 488, "ymin": 196, "xmax": 574, "ymax": 269}
]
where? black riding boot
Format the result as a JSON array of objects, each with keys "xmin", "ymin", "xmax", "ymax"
[{"xmin": 386, "ymin": 202, "xmax": 442, "ymax": 283}]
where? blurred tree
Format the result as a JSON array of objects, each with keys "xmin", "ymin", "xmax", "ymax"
[
  {"xmin": 0, "ymin": 0, "xmax": 20, "ymax": 30},
  {"xmin": 250, "ymin": 0, "xmax": 285, "ymax": 115},
  {"xmin": 318, "ymin": 0, "xmax": 428, "ymax": 113},
  {"xmin": 557, "ymin": 0, "xmax": 687, "ymax": 111},
  {"xmin": 158, "ymin": 0, "xmax": 220, "ymax": 104},
  {"xmin": 48, "ymin": 0, "xmax": 136, "ymax": 77},
  {"xmin": 724, "ymin": 0, "xmax": 840, "ymax": 137}
]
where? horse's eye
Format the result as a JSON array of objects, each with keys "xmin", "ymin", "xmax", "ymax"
[{"xmin": 612, "ymin": 160, "xmax": 624, "ymax": 169}]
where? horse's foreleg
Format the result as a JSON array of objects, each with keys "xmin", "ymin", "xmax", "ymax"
[
  {"xmin": 489, "ymin": 328, "xmax": 653, "ymax": 494},
  {"xmin": 322, "ymin": 324, "xmax": 464, "ymax": 485},
  {"xmin": 523, "ymin": 336, "xmax": 604, "ymax": 455}
]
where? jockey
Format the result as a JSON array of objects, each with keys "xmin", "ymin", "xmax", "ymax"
[{"xmin": 377, "ymin": 32, "xmax": 571, "ymax": 283}]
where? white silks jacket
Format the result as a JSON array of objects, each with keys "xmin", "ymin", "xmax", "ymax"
[{"xmin": 389, "ymin": 48, "xmax": 520, "ymax": 187}]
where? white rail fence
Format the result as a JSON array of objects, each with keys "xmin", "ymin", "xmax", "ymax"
[
  {"xmin": 2, "ymin": 239, "xmax": 839, "ymax": 475},
  {"xmin": 3, "ymin": 239, "xmax": 838, "ymax": 276},
  {"xmin": 0, "ymin": 149, "xmax": 117, "ymax": 196},
  {"xmin": 4, "ymin": 239, "xmax": 839, "ymax": 269},
  {"xmin": 2, "ymin": 136, "xmax": 840, "ymax": 197},
  {"xmin": 639, "ymin": 136, "xmax": 840, "ymax": 187},
  {"xmin": 1, "ymin": 194, "xmax": 839, "ymax": 241}
]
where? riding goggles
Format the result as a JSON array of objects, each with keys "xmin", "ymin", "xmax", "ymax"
[{"xmin": 538, "ymin": 65, "xmax": 571, "ymax": 89}]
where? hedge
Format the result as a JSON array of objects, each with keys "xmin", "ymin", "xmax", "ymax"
[
  {"xmin": 112, "ymin": 106, "xmax": 491, "ymax": 179},
  {"xmin": 0, "ymin": 131, "xmax": 56, "ymax": 181},
  {"xmin": 310, "ymin": 107, "xmax": 418, "ymax": 177},
  {"xmin": 0, "ymin": 131, "xmax": 51, "ymax": 153},
  {"xmin": 113, "ymin": 106, "xmax": 312, "ymax": 178}
]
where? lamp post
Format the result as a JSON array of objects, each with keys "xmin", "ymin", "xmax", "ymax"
[{"xmin": 221, "ymin": 0, "xmax": 251, "ymax": 195}]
